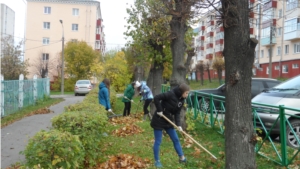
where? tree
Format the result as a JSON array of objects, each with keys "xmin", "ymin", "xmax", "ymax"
[
  {"xmin": 1, "ymin": 36, "xmax": 29, "ymax": 80},
  {"xmin": 196, "ymin": 61, "xmax": 205, "ymax": 86},
  {"xmin": 64, "ymin": 41, "xmax": 98, "ymax": 80},
  {"xmin": 212, "ymin": 57, "xmax": 225, "ymax": 85},
  {"xmin": 219, "ymin": 0, "xmax": 258, "ymax": 168},
  {"xmin": 31, "ymin": 50, "xmax": 59, "ymax": 78},
  {"xmin": 205, "ymin": 61, "xmax": 212, "ymax": 83}
]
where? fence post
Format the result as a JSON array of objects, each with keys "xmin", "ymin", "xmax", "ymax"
[
  {"xmin": 46, "ymin": 78, "xmax": 50, "ymax": 96},
  {"xmin": 0, "ymin": 74, "xmax": 4, "ymax": 117},
  {"xmin": 279, "ymin": 105, "xmax": 288, "ymax": 166},
  {"xmin": 33, "ymin": 75, "xmax": 37, "ymax": 103},
  {"xmin": 210, "ymin": 94, "xmax": 214, "ymax": 127},
  {"xmin": 19, "ymin": 74, "xmax": 24, "ymax": 108}
]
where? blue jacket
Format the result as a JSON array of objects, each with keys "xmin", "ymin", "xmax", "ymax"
[
  {"xmin": 98, "ymin": 82, "xmax": 111, "ymax": 110},
  {"xmin": 140, "ymin": 81, "xmax": 153, "ymax": 100}
]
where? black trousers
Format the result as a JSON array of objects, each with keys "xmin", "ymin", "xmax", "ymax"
[
  {"xmin": 143, "ymin": 99, "xmax": 152, "ymax": 115},
  {"xmin": 123, "ymin": 102, "xmax": 131, "ymax": 116}
]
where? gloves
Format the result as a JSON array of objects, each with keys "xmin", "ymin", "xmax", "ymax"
[
  {"xmin": 139, "ymin": 92, "xmax": 142, "ymax": 96},
  {"xmin": 157, "ymin": 112, "xmax": 163, "ymax": 117},
  {"xmin": 108, "ymin": 109, "xmax": 112, "ymax": 112},
  {"xmin": 177, "ymin": 126, "xmax": 183, "ymax": 132},
  {"xmin": 131, "ymin": 100, "xmax": 134, "ymax": 103}
]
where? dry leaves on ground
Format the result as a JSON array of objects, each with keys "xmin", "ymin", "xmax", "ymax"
[
  {"xmin": 109, "ymin": 114, "xmax": 143, "ymax": 125},
  {"xmin": 112, "ymin": 124, "xmax": 143, "ymax": 137},
  {"xmin": 97, "ymin": 154, "xmax": 151, "ymax": 169}
]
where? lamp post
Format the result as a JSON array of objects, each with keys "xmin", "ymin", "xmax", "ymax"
[{"xmin": 59, "ymin": 20, "xmax": 64, "ymax": 95}]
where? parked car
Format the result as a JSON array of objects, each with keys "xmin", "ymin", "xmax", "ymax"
[
  {"xmin": 252, "ymin": 75, "xmax": 300, "ymax": 148},
  {"xmin": 189, "ymin": 78, "xmax": 281, "ymax": 111},
  {"xmin": 74, "ymin": 80, "xmax": 93, "ymax": 96}
]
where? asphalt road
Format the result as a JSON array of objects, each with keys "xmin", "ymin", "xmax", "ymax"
[{"xmin": 1, "ymin": 95, "xmax": 85, "ymax": 169}]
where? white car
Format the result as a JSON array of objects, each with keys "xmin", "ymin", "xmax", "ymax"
[{"xmin": 74, "ymin": 80, "xmax": 93, "ymax": 96}]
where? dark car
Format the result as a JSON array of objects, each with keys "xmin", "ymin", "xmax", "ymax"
[
  {"xmin": 252, "ymin": 75, "xmax": 300, "ymax": 148},
  {"xmin": 189, "ymin": 78, "xmax": 281, "ymax": 111}
]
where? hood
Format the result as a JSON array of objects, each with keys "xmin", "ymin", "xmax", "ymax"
[
  {"xmin": 99, "ymin": 82, "xmax": 106, "ymax": 89},
  {"xmin": 141, "ymin": 81, "xmax": 147, "ymax": 88},
  {"xmin": 252, "ymin": 94, "xmax": 283, "ymax": 105},
  {"xmin": 173, "ymin": 86, "xmax": 183, "ymax": 98}
]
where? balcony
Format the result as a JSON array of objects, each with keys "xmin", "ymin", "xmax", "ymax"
[
  {"xmin": 197, "ymin": 46, "xmax": 204, "ymax": 51},
  {"xmin": 284, "ymin": 30, "xmax": 300, "ymax": 41},
  {"xmin": 216, "ymin": 27, "xmax": 224, "ymax": 33},
  {"xmin": 206, "ymin": 43, "xmax": 213, "ymax": 48},
  {"xmin": 263, "ymin": 0, "xmax": 277, "ymax": 11},
  {"xmin": 261, "ymin": 36, "xmax": 276, "ymax": 46},
  {"xmin": 199, "ymin": 36, "xmax": 205, "ymax": 41},
  {"xmin": 201, "ymin": 26, "xmax": 205, "ymax": 31},
  {"xmin": 96, "ymin": 34, "xmax": 100, "ymax": 40},
  {"xmin": 97, "ymin": 19, "xmax": 102, "ymax": 27},
  {"xmin": 215, "ymin": 39, "xmax": 224, "ymax": 45},
  {"xmin": 206, "ymin": 31, "xmax": 214, "ymax": 37},
  {"xmin": 262, "ymin": 19, "xmax": 276, "ymax": 29},
  {"xmin": 249, "ymin": 11, "xmax": 255, "ymax": 18},
  {"xmin": 250, "ymin": 0, "xmax": 255, "ymax": 3},
  {"xmin": 206, "ymin": 54, "xmax": 213, "ymax": 59},
  {"xmin": 207, "ymin": 20, "xmax": 214, "ymax": 27}
]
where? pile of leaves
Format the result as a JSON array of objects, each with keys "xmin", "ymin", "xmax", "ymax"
[
  {"xmin": 109, "ymin": 115, "xmax": 142, "ymax": 125},
  {"xmin": 97, "ymin": 154, "xmax": 151, "ymax": 169},
  {"xmin": 112, "ymin": 124, "xmax": 143, "ymax": 137}
]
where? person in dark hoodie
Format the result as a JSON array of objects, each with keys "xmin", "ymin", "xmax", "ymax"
[
  {"xmin": 122, "ymin": 81, "xmax": 135, "ymax": 116},
  {"xmin": 98, "ymin": 78, "xmax": 112, "ymax": 112},
  {"xmin": 150, "ymin": 83, "xmax": 190, "ymax": 168}
]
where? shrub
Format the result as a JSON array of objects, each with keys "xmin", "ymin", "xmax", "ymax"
[
  {"xmin": 51, "ymin": 111, "xmax": 107, "ymax": 167},
  {"xmin": 22, "ymin": 129, "xmax": 84, "ymax": 169}
]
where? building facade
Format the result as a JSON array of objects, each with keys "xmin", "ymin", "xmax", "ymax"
[
  {"xmin": 194, "ymin": 0, "xmax": 300, "ymax": 79},
  {"xmin": 0, "ymin": 3, "xmax": 15, "ymax": 57},
  {"xmin": 25, "ymin": 0, "xmax": 105, "ymax": 80}
]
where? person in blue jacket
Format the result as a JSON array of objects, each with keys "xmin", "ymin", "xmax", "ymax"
[
  {"xmin": 135, "ymin": 81, "xmax": 153, "ymax": 120},
  {"xmin": 98, "ymin": 78, "xmax": 112, "ymax": 112}
]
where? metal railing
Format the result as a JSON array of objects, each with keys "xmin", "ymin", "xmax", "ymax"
[
  {"xmin": 1, "ymin": 78, "xmax": 50, "ymax": 117},
  {"xmin": 161, "ymin": 85, "xmax": 300, "ymax": 167}
]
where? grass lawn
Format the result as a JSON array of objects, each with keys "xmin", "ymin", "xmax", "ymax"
[
  {"xmin": 188, "ymin": 79, "xmax": 223, "ymax": 90},
  {"xmin": 1, "ymin": 97, "xmax": 64, "ymax": 128},
  {"xmin": 50, "ymin": 91, "xmax": 74, "ymax": 95},
  {"xmin": 98, "ymin": 96, "xmax": 292, "ymax": 168}
]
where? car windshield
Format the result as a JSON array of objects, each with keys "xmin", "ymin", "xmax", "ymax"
[
  {"xmin": 77, "ymin": 81, "xmax": 90, "ymax": 84},
  {"xmin": 268, "ymin": 76, "xmax": 300, "ymax": 94}
]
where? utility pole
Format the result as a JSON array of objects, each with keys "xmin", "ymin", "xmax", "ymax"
[
  {"xmin": 257, "ymin": 2, "xmax": 262, "ymax": 69},
  {"xmin": 279, "ymin": 2, "xmax": 285, "ymax": 78},
  {"xmin": 268, "ymin": 22, "xmax": 273, "ymax": 78},
  {"xmin": 60, "ymin": 20, "xmax": 64, "ymax": 95}
]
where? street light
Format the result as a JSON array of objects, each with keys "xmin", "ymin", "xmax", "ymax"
[{"xmin": 59, "ymin": 20, "xmax": 64, "ymax": 95}]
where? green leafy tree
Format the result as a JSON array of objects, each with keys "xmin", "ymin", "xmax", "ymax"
[
  {"xmin": 64, "ymin": 41, "xmax": 98, "ymax": 80},
  {"xmin": 1, "ymin": 36, "xmax": 29, "ymax": 80}
]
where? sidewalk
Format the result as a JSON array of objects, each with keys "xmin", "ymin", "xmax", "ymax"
[{"xmin": 1, "ymin": 96, "xmax": 85, "ymax": 169}]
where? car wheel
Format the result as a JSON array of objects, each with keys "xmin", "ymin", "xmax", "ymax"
[
  {"xmin": 75, "ymin": 93, "xmax": 78, "ymax": 96},
  {"xmin": 198, "ymin": 98, "xmax": 210, "ymax": 113},
  {"xmin": 286, "ymin": 119, "xmax": 300, "ymax": 148}
]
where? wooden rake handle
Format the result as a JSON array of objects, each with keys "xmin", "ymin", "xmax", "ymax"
[{"xmin": 160, "ymin": 114, "xmax": 217, "ymax": 159}]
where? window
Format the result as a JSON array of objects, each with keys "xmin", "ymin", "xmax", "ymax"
[
  {"xmin": 261, "ymin": 50, "xmax": 264, "ymax": 58},
  {"xmin": 43, "ymin": 38, "xmax": 49, "ymax": 45},
  {"xmin": 72, "ymin": 8, "xmax": 79, "ymax": 16},
  {"xmin": 286, "ymin": 0, "xmax": 298, "ymax": 11},
  {"xmin": 277, "ymin": 46, "xmax": 281, "ymax": 55},
  {"xmin": 278, "ymin": 9, "xmax": 282, "ymax": 18},
  {"xmin": 277, "ymin": 27, "xmax": 282, "ymax": 36},
  {"xmin": 284, "ymin": 18, "xmax": 300, "ymax": 33},
  {"xmin": 285, "ymin": 45, "xmax": 289, "ymax": 54},
  {"xmin": 251, "ymin": 81, "xmax": 265, "ymax": 94},
  {"xmin": 71, "ymin": 39, "xmax": 78, "ymax": 43},
  {"xmin": 294, "ymin": 43, "xmax": 300, "ymax": 53},
  {"xmin": 282, "ymin": 65, "xmax": 289, "ymax": 73},
  {"xmin": 266, "ymin": 67, "xmax": 269, "ymax": 74},
  {"xmin": 275, "ymin": 65, "xmax": 280, "ymax": 70},
  {"xmin": 292, "ymin": 63, "xmax": 299, "ymax": 69},
  {"xmin": 42, "ymin": 53, "xmax": 49, "ymax": 61},
  {"xmin": 43, "ymin": 22, "xmax": 50, "ymax": 29},
  {"xmin": 44, "ymin": 7, "xmax": 51, "ymax": 14},
  {"xmin": 72, "ymin": 24, "xmax": 78, "ymax": 31}
]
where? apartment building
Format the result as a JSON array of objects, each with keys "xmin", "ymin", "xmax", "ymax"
[
  {"xmin": 194, "ymin": 0, "xmax": 300, "ymax": 79},
  {"xmin": 0, "ymin": 3, "xmax": 15, "ymax": 57},
  {"xmin": 25, "ymin": 0, "xmax": 105, "ymax": 80}
]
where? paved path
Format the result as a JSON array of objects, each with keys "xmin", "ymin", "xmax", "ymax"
[{"xmin": 1, "ymin": 95, "xmax": 85, "ymax": 169}]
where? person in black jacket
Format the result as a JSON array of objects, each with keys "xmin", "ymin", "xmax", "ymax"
[{"xmin": 150, "ymin": 83, "xmax": 190, "ymax": 168}]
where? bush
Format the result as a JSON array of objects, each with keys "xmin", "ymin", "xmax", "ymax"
[
  {"xmin": 51, "ymin": 111, "xmax": 107, "ymax": 167},
  {"xmin": 22, "ymin": 129, "xmax": 84, "ymax": 169}
]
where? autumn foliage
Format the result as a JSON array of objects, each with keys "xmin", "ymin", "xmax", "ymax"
[{"xmin": 97, "ymin": 154, "xmax": 151, "ymax": 169}]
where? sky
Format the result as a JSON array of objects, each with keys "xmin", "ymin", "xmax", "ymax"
[{"xmin": 0, "ymin": 0, "xmax": 134, "ymax": 51}]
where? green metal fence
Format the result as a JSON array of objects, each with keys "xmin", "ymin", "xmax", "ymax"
[
  {"xmin": 1, "ymin": 78, "xmax": 50, "ymax": 117},
  {"xmin": 161, "ymin": 85, "xmax": 300, "ymax": 167}
]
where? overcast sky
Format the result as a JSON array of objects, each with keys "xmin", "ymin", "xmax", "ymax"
[{"xmin": 0, "ymin": 0, "xmax": 134, "ymax": 51}]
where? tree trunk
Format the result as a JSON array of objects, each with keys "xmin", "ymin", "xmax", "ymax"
[
  {"xmin": 200, "ymin": 72, "xmax": 204, "ymax": 86},
  {"xmin": 206, "ymin": 63, "xmax": 212, "ymax": 83},
  {"xmin": 217, "ymin": 69, "xmax": 222, "ymax": 85},
  {"xmin": 184, "ymin": 49, "xmax": 194, "ymax": 85},
  {"xmin": 222, "ymin": 0, "xmax": 257, "ymax": 168}
]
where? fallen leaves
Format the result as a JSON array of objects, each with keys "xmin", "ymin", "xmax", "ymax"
[
  {"xmin": 112, "ymin": 124, "xmax": 143, "ymax": 137},
  {"xmin": 97, "ymin": 154, "xmax": 151, "ymax": 169},
  {"xmin": 109, "ymin": 114, "xmax": 143, "ymax": 125}
]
